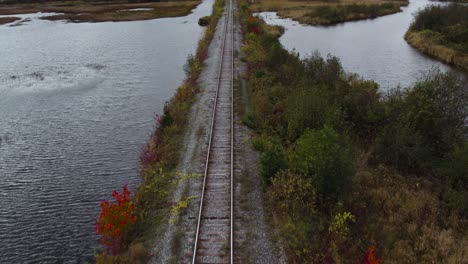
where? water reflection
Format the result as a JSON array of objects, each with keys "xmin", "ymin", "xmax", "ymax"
[{"xmin": 257, "ymin": 0, "xmax": 466, "ymax": 90}]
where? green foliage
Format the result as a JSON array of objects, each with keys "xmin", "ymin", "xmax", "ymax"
[
  {"xmin": 240, "ymin": 1, "xmax": 468, "ymax": 261},
  {"xmin": 268, "ymin": 170, "xmax": 316, "ymax": 218},
  {"xmin": 410, "ymin": 4, "xmax": 468, "ymax": 52},
  {"xmin": 160, "ymin": 103, "xmax": 174, "ymax": 128},
  {"xmin": 251, "ymin": 134, "xmax": 273, "ymax": 151},
  {"xmin": 291, "ymin": 126, "xmax": 355, "ymax": 204},
  {"xmin": 260, "ymin": 143, "xmax": 287, "ymax": 184},
  {"xmin": 267, "ymin": 170, "xmax": 321, "ymax": 261},
  {"xmin": 342, "ymin": 75, "xmax": 385, "ymax": 139},
  {"xmin": 198, "ymin": 16, "xmax": 210, "ymax": 26},
  {"xmin": 437, "ymin": 143, "xmax": 468, "ymax": 187},
  {"xmin": 329, "ymin": 211, "xmax": 355, "ymax": 242},
  {"xmin": 183, "ymin": 54, "xmax": 202, "ymax": 77},
  {"xmin": 376, "ymin": 70, "xmax": 467, "ymax": 173},
  {"xmin": 241, "ymin": 111, "xmax": 256, "ymax": 129},
  {"xmin": 437, "ymin": 143, "xmax": 468, "ymax": 216},
  {"xmin": 328, "ymin": 211, "xmax": 355, "ymax": 262},
  {"xmin": 170, "ymin": 196, "xmax": 198, "ymax": 222},
  {"xmin": 303, "ymin": 53, "xmax": 344, "ymax": 85},
  {"xmin": 286, "ymin": 87, "xmax": 342, "ymax": 140},
  {"xmin": 137, "ymin": 168, "xmax": 173, "ymax": 212}
]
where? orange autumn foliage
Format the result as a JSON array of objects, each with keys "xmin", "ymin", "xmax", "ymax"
[{"xmin": 95, "ymin": 186, "xmax": 137, "ymax": 255}]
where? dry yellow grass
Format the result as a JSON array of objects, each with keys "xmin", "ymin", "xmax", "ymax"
[
  {"xmin": 0, "ymin": 16, "xmax": 20, "ymax": 25},
  {"xmin": 0, "ymin": 1, "xmax": 201, "ymax": 22},
  {"xmin": 251, "ymin": 0, "xmax": 408, "ymax": 25},
  {"xmin": 405, "ymin": 31, "xmax": 468, "ymax": 72}
]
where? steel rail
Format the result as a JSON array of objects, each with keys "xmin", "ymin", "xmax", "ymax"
[
  {"xmin": 191, "ymin": 0, "xmax": 233, "ymax": 262},
  {"xmin": 229, "ymin": 0, "xmax": 234, "ymax": 262}
]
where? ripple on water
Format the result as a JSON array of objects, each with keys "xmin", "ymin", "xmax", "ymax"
[{"xmin": 0, "ymin": 0, "xmax": 214, "ymax": 262}]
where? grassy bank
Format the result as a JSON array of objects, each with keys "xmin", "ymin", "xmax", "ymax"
[
  {"xmin": 94, "ymin": 0, "xmax": 225, "ymax": 262},
  {"xmin": 405, "ymin": 4, "xmax": 468, "ymax": 71},
  {"xmin": 0, "ymin": 16, "xmax": 20, "ymax": 25},
  {"xmin": 0, "ymin": 0, "xmax": 201, "ymax": 23},
  {"xmin": 240, "ymin": 0, "xmax": 468, "ymax": 262},
  {"xmin": 250, "ymin": 0, "xmax": 408, "ymax": 25}
]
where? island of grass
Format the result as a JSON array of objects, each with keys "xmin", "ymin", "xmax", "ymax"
[
  {"xmin": 0, "ymin": 16, "xmax": 20, "ymax": 25},
  {"xmin": 405, "ymin": 4, "xmax": 468, "ymax": 71},
  {"xmin": 0, "ymin": 0, "xmax": 201, "ymax": 23},
  {"xmin": 250, "ymin": 0, "xmax": 408, "ymax": 25}
]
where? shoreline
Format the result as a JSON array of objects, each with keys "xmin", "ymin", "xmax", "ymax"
[
  {"xmin": 405, "ymin": 32, "xmax": 468, "ymax": 73},
  {"xmin": 0, "ymin": 1, "xmax": 201, "ymax": 23},
  {"xmin": 0, "ymin": 16, "xmax": 20, "ymax": 24},
  {"xmin": 251, "ymin": 0, "xmax": 408, "ymax": 26},
  {"xmin": 94, "ymin": 0, "xmax": 227, "ymax": 261}
]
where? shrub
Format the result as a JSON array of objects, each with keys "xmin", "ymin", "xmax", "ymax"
[
  {"xmin": 376, "ymin": 70, "xmax": 467, "ymax": 173},
  {"xmin": 95, "ymin": 186, "xmax": 137, "ymax": 255},
  {"xmin": 198, "ymin": 16, "xmax": 210, "ymax": 26},
  {"xmin": 409, "ymin": 4, "xmax": 468, "ymax": 53},
  {"xmin": 342, "ymin": 76, "xmax": 385, "ymax": 139},
  {"xmin": 260, "ymin": 143, "xmax": 287, "ymax": 184},
  {"xmin": 291, "ymin": 126, "xmax": 355, "ymax": 204},
  {"xmin": 365, "ymin": 246, "xmax": 381, "ymax": 264},
  {"xmin": 286, "ymin": 87, "xmax": 342, "ymax": 140},
  {"xmin": 268, "ymin": 170, "xmax": 316, "ymax": 218},
  {"xmin": 303, "ymin": 53, "xmax": 344, "ymax": 85},
  {"xmin": 437, "ymin": 143, "xmax": 468, "ymax": 216},
  {"xmin": 437, "ymin": 142, "xmax": 468, "ymax": 187},
  {"xmin": 267, "ymin": 171, "xmax": 319, "ymax": 261},
  {"xmin": 329, "ymin": 211, "xmax": 355, "ymax": 243}
]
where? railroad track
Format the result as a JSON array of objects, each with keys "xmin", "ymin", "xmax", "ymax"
[{"xmin": 191, "ymin": 0, "xmax": 234, "ymax": 263}]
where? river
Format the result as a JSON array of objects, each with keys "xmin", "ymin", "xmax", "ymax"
[
  {"xmin": 258, "ymin": 0, "xmax": 466, "ymax": 90},
  {"xmin": 0, "ymin": 0, "xmax": 212, "ymax": 263}
]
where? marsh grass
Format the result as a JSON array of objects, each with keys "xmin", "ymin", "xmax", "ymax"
[
  {"xmin": 0, "ymin": 1, "xmax": 201, "ymax": 22},
  {"xmin": 250, "ymin": 0, "xmax": 407, "ymax": 25},
  {"xmin": 405, "ymin": 31, "xmax": 468, "ymax": 72},
  {"xmin": 0, "ymin": 16, "xmax": 20, "ymax": 24}
]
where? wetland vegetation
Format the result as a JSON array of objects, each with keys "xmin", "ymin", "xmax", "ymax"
[
  {"xmin": 240, "ymin": 0, "xmax": 468, "ymax": 261},
  {"xmin": 250, "ymin": 0, "xmax": 408, "ymax": 25},
  {"xmin": 0, "ymin": 0, "xmax": 201, "ymax": 22},
  {"xmin": 0, "ymin": 16, "xmax": 20, "ymax": 24},
  {"xmin": 405, "ymin": 3, "xmax": 468, "ymax": 71}
]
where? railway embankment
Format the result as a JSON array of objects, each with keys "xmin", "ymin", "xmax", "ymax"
[{"xmin": 94, "ymin": 0, "xmax": 282, "ymax": 262}]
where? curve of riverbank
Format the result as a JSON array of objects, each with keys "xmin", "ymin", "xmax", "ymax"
[
  {"xmin": 0, "ymin": 16, "xmax": 19, "ymax": 24},
  {"xmin": 405, "ymin": 31, "xmax": 468, "ymax": 71},
  {"xmin": 250, "ymin": 0, "xmax": 408, "ymax": 26},
  {"xmin": 256, "ymin": 0, "xmax": 466, "ymax": 90}
]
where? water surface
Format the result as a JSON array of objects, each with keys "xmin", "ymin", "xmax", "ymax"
[
  {"xmin": 258, "ymin": 0, "xmax": 465, "ymax": 89},
  {"xmin": 0, "ymin": 0, "xmax": 212, "ymax": 262}
]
